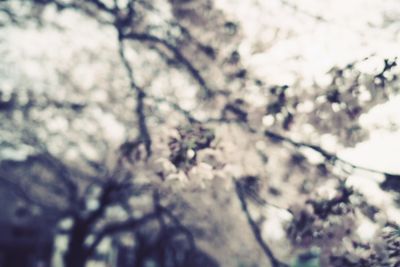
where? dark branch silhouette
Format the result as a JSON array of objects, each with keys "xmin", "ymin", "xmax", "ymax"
[
  {"xmin": 123, "ymin": 32, "xmax": 214, "ymax": 99},
  {"xmin": 235, "ymin": 180, "xmax": 288, "ymax": 267},
  {"xmin": 264, "ymin": 130, "xmax": 400, "ymax": 178},
  {"xmin": 118, "ymin": 36, "xmax": 152, "ymax": 157}
]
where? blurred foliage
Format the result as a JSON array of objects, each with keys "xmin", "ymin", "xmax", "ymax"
[
  {"xmin": 291, "ymin": 249, "xmax": 320, "ymax": 267},
  {"xmin": 0, "ymin": 1, "xmax": 400, "ymax": 267}
]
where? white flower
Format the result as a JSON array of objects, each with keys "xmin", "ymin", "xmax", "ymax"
[{"xmin": 153, "ymin": 158, "xmax": 177, "ymax": 176}]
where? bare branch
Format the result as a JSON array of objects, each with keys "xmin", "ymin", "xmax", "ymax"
[
  {"xmin": 149, "ymin": 94, "xmax": 199, "ymax": 124},
  {"xmin": 85, "ymin": 212, "xmax": 157, "ymax": 257},
  {"xmin": 234, "ymin": 180, "xmax": 288, "ymax": 267},
  {"xmin": 155, "ymin": 203, "xmax": 196, "ymax": 250},
  {"xmin": 35, "ymin": 152, "xmax": 79, "ymax": 203},
  {"xmin": 264, "ymin": 130, "xmax": 400, "ymax": 177},
  {"xmin": 118, "ymin": 37, "xmax": 152, "ymax": 157},
  {"xmin": 122, "ymin": 32, "xmax": 213, "ymax": 98},
  {"xmin": 0, "ymin": 172, "xmax": 66, "ymax": 216},
  {"xmin": 279, "ymin": 0, "xmax": 328, "ymax": 22}
]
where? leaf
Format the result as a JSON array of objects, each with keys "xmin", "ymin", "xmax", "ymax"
[{"xmin": 291, "ymin": 249, "xmax": 320, "ymax": 267}]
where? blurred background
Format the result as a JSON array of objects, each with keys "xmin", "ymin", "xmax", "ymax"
[{"xmin": 0, "ymin": 0, "xmax": 400, "ymax": 266}]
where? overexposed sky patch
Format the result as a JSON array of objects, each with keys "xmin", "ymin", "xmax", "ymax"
[
  {"xmin": 216, "ymin": 0, "xmax": 400, "ymax": 177},
  {"xmin": 216, "ymin": 0, "xmax": 400, "ymax": 85}
]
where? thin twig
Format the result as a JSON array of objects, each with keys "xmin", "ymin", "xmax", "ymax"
[
  {"xmin": 149, "ymin": 94, "xmax": 199, "ymax": 124},
  {"xmin": 264, "ymin": 130, "xmax": 400, "ymax": 177},
  {"xmin": 123, "ymin": 32, "xmax": 213, "ymax": 98},
  {"xmin": 85, "ymin": 212, "xmax": 157, "ymax": 257},
  {"xmin": 118, "ymin": 36, "xmax": 152, "ymax": 156},
  {"xmin": 235, "ymin": 180, "xmax": 288, "ymax": 267},
  {"xmin": 279, "ymin": 0, "xmax": 328, "ymax": 22}
]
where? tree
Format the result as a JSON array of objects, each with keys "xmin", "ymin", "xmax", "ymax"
[{"xmin": 0, "ymin": 0, "xmax": 400, "ymax": 267}]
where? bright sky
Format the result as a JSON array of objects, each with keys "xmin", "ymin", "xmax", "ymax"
[
  {"xmin": 216, "ymin": 0, "xmax": 400, "ymax": 85},
  {"xmin": 215, "ymin": 0, "xmax": 400, "ymax": 174}
]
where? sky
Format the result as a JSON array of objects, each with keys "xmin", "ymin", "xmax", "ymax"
[
  {"xmin": 214, "ymin": 0, "xmax": 400, "ymax": 172},
  {"xmin": 216, "ymin": 0, "xmax": 400, "ymax": 84}
]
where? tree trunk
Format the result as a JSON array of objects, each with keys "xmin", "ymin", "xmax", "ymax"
[{"xmin": 64, "ymin": 218, "xmax": 89, "ymax": 267}]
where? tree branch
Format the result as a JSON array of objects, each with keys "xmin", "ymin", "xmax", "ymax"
[
  {"xmin": 264, "ymin": 130, "xmax": 400, "ymax": 178},
  {"xmin": 235, "ymin": 180, "xmax": 288, "ymax": 267},
  {"xmin": 149, "ymin": 94, "xmax": 199, "ymax": 124},
  {"xmin": 85, "ymin": 212, "xmax": 157, "ymax": 257},
  {"xmin": 0, "ymin": 173, "xmax": 65, "ymax": 216},
  {"xmin": 118, "ymin": 37, "xmax": 152, "ymax": 157},
  {"xmin": 122, "ymin": 32, "xmax": 213, "ymax": 98}
]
